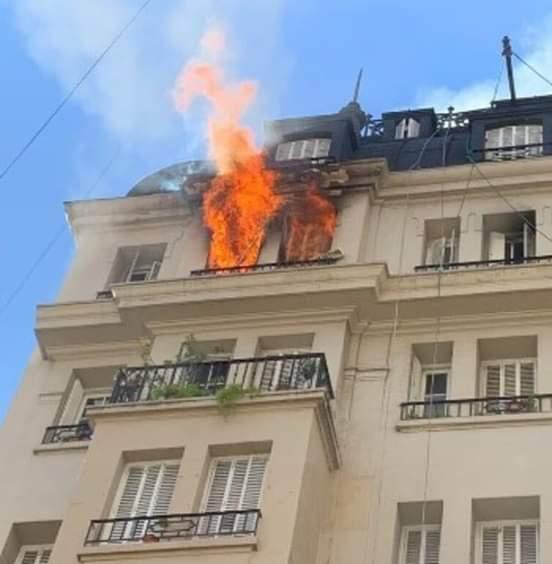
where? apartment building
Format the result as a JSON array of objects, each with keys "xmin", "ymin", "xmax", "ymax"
[{"xmin": 2, "ymin": 93, "xmax": 552, "ymax": 564}]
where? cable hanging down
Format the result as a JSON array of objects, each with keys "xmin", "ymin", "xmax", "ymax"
[{"xmin": 513, "ymin": 52, "xmax": 552, "ymax": 90}]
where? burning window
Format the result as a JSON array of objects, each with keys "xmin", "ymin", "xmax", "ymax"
[
  {"xmin": 279, "ymin": 186, "xmax": 337, "ymax": 263},
  {"xmin": 275, "ymin": 138, "xmax": 331, "ymax": 161}
]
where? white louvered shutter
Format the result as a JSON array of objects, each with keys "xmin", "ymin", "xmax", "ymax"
[
  {"xmin": 479, "ymin": 523, "xmax": 538, "ymax": 564},
  {"xmin": 18, "ymin": 548, "xmax": 52, "ymax": 564},
  {"xmin": 504, "ymin": 364, "xmax": 517, "ymax": 397},
  {"xmin": 520, "ymin": 362, "xmax": 536, "ymax": 396},
  {"xmin": 402, "ymin": 528, "xmax": 440, "ymax": 564},
  {"xmin": 520, "ymin": 524, "xmax": 538, "ymax": 564},
  {"xmin": 486, "ymin": 365, "xmax": 501, "ymax": 397},
  {"xmin": 527, "ymin": 125, "xmax": 543, "ymax": 156},
  {"xmin": 405, "ymin": 530, "xmax": 422, "ymax": 564},
  {"xmin": 202, "ymin": 455, "xmax": 268, "ymax": 535},
  {"xmin": 111, "ymin": 462, "xmax": 179, "ymax": 541}
]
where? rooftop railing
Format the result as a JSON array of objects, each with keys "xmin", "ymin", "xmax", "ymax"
[
  {"xmin": 190, "ymin": 256, "xmax": 340, "ymax": 277},
  {"xmin": 400, "ymin": 393, "xmax": 552, "ymax": 421},
  {"xmin": 414, "ymin": 254, "xmax": 552, "ymax": 273},
  {"xmin": 110, "ymin": 353, "xmax": 334, "ymax": 405},
  {"xmin": 85, "ymin": 509, "xmax": 261, "ymax": 545}
]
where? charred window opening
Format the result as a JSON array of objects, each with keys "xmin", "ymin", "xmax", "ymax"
[{"xmin": 278, "ymin": 185, "xmax": 337, "ymax": 263}]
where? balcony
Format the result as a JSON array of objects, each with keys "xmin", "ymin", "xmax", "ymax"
[
  {"xmin": 85, "ymin": 509, "xmax": 261, "ymax": 545},
  {"xmin": 190, "ymin": 256, "xmax": 342, "ymax": 277},
  {"xmin": 414, "ymin": 254, "xmax": 552, "ymax": 273},
  {"xmin": 400, "ymin": 393, "xmax": 552, "ymax": 420},
  {"xmin": 42, "ymin": 422, "xmax": 93, "ymax": 444},
  {"xmin": 110, "ymin": 353, "xmax": 334, "ymax": 404}
]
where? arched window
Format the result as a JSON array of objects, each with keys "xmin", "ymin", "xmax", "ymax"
[
  {"xmin": 395, "ymin": 117, "xmax": 420, "ymax": 139},
  {"xmin": 275, "ymin": 138, "xmax": 331, "ymax": 161}
]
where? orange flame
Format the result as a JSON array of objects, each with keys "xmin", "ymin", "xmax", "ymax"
[
  {"xmin": 283, "ymin": 184, "xmax": 337, "ymax": 262},
  {"xmin": 174, "ymin": 32, "xmax": 281, "ymax": 268}
]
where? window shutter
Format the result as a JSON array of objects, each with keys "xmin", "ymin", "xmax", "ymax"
[
  {"xmin": 424, "ymin": 529, "xmax": 440, "ymax": 564},
  {"xmin": 202, "ymin": 455, "xmax": 268, "ymax": 534},
  {"xmin": 502, "ymin": 525, "xmax": 516, "ymax": 564},
  {"xmin": 405, "ymin": 530, "xmax": 422, "ymax": 564},
  {"xmin": 151, "ymin": 463, "xmax": 179, "ymax": 515},
  {"xmin": 486, "ymin": 365, "xmax": 501, "ymax": 397},
  {"xmin": 395, "ymin": 119, "xmax": 407, "ymax": 140},
  {"xmin": 504, "ymin": 364, "xmax": 517, "ymax": 397},
  {"xmin": 18, "ymin": 548, "xmax": 51, "ymax": 564},
  {"xmin": 520, "ymin": 524, "xmax": 537, "ymax": 564},
  {"xmin": 520, "ymin": 362, "xmax": 536, "ymax": 396},
  {"xmin": 303, "ymin": 139, "xmax": 316, "ymax": 158},
  {"xmin": 489, "ymin": 232, "xmax": 506, "ymax": 261},
  {"xmin": 482, "ymin": 526, "xmax": 499, "ymax": 564},
  {"xmin": 290, "ymin": 141, "xmax": 303, "ymax": 159},
  {"xmin": 316, "ymin": 138, "xmax": 331, "ymax": 157},
  {"xmin": 486, "ymin": 128, "xmax": 501, "ymax": 149}
]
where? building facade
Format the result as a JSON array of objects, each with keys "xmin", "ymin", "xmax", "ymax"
[{"xmin": 2, "ymin": 95, "xmax": 552, "ymax": 564}]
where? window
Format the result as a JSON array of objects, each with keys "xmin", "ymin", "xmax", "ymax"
[
  {"xmin": 395, "ymin": 117, "xmax": 420, "ymax": 139},
  {"xmin": 482, "ymin": 359, "xmax": 536, "ymax": 398},
  {"xmin": 485, "ymin": 125, "xmax": 543, "ymax": 160},
  {"xmin": 110, "ymin": 461, "xmax": 179, "ymax": 540},
  {"xmin": 400, "ymin": 525, "xmax": 441, "ymax": 564},
  {"xmin": 484, "ymin": 212, "xmax": 535, "ymax": 263},
  {"xmin": 109, "ymin": 244, "xmax": 166, "ymax": 285},
  {"xmin": 275, "ymin": 138, "xmax": 331, "ymax": 161},
  {"xmin": 423, "ymin": 369, "xmax": 448, "ymax": 418},
  {"xmin": 16, "ymin": 546, "xmax": 52, "ymax": 564},
  {"xmin": 200, "ymin": 455, "xmax": 268, "ymax": 534},
  {"xmin": 477, "ymin": 520, "xmax": 538, "ymax": 564},
  {"xmin": 76, "ymin": 392, "xmax": 110, "ymax": 423},
  {"xmin": 423, "ymin": 218, "xmax": 460, "ymax": 267}
]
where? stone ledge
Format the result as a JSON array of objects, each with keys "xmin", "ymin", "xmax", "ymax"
[
  {"xmin": 396, "ymin": 411, "xmax": 552, "ymax": 432},
  {"xmin": 33, "ymin": 441, "xmax": 90, "ymax": 455},
  {"xmin": 77, "ymin": 535, "xmax": 257, "ymax": 562}
]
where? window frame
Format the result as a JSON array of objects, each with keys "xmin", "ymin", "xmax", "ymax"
[
  {"xmin": 398, "ymin": 524, "xmax": 441, "ymax": 564},
  {"xmin": 484, "ymin": 124, "xmax": 543, "ymax": 160},
  {"xmin": 395, "ymin": 117, "xmax": 421, "ymax": 139},
  {"xmin": 480, "ymin": 357, "xmax": 537, "ymax": 397},
  {"xmin": 75, "ymin": 390, "xmax": 111, "ymax": 424},
  {"xmin": 475, "ymin": 518, "xmax": 539, "ymax": 564},
  {"xmin": 16, "ymin": 545, "xmax": 53, "ymax": 564},
  {"xmin": 274, "ymin": 138, "xmax": 331, "ymax": 161}
]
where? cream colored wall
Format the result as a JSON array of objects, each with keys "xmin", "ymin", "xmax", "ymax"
[{"xmin": 48, "ymin": 402, "xmax": 322, "ymax": 564}]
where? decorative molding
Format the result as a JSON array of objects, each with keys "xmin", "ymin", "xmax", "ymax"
[
  {"xmin": 33, "ymin": 442, "xmax": 89, "ymax": 455},
  {"xmin": 44, "ymin": 340, "xmax": 144, "ymax": 362}
]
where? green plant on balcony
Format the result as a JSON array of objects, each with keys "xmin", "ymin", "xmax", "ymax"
[{"xmin": 215, "ymin": 384, "xmax": 259, "ymax": 414}]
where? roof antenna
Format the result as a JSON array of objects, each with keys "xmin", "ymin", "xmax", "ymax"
[
  {"xmin": 502, "ymin": 36, "xmax": 517, "ymax": 103},
  {"xmin": 352, "ymin": 68, "xmax": 363, "ymax": 103}
]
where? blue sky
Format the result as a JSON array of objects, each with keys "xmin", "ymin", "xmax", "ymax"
[{"xmin": 2, "ymin": 0, "xmax": 552, "ymax": 422}]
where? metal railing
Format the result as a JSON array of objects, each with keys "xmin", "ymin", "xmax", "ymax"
[
  {"xmin": 42, "ymin": 421, "xmax": 93, "ymax": 444},
  {"xmin": 474, "ymin": 142, "xmax": 548, "ymax": 161},
  {"xmin": 400, "ymin": 393, "xmax": 552, "ymax": 420},
  {"xmin": 110, "ymin": 353, "xmax": 334, "ymax": 404},
  {"xmin": 190, "ymin": 256, "xmax": 340, "ymax": 277},
  {"xmin": 414, "ymin": 254, "xmax": 552, "ymax": 273},
  {"xmin": 85, "ymin": 509, "xmax": 261, "ymax": 545}
]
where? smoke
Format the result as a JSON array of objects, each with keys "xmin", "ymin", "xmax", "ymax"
[{"xmin": 5, "ymin": 1, "xmax": 292, "ymax": 148}]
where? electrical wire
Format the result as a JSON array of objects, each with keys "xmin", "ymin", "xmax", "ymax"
[
  {"xmin": 0, "ymin": 0, "xmax": 152, "ymax": 183},
  {"xmin": 513, "ymin": 52, "xmax": 552, "ymax": 90},
  {"xmin": 0, "ymin": 150, "xmax": 119, "ymax": 316},
  {"xmin": 492, "ymin": 64, "xmax": 504, "ymax": 103}
]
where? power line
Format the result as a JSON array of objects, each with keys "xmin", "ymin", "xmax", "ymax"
[
  {"xmin": 0, "ymin": 0, "xmax": 152, "ymax": 183},
  {"xmin": 513, "ymin": 52, "xmax": 552, "ymax": 90},
  {"xmin": 0, "ymin": 151, "xmax": 119, "ymax": 316}
]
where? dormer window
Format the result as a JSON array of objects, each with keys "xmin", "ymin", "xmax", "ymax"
[
  {"xmin": 395, "ymin": 117, "xmax": 420, "ymax": 139},
  {"xmin": 485, "ymin": 124, "xmax": 543, "ymax": 160},
  {"xmin": 275, "ymin": 138, "xmax": 331, "ymax": 161}
]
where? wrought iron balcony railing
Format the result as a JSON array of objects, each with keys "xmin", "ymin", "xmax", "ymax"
[
  {"xmin": 400, "ymin": 393, "xmax": 552, "ymax": 421},
  {"xmin": 85, "ymin": 509, "xmax": 261, "ymax": 545},
  {"xmin": 110, "ymin": 353, "xmax": 334, "ymax": 405},
  {"xmin": 42, "ymin": 422, "xmax": 93, "ymax": 444},
  {"xmin": 190, "ymin": 256, "xmax": 340, "ymax": 277},
  {"xmin": 414, "ymin": 254, "xmax": 552, "ymax": 273}
]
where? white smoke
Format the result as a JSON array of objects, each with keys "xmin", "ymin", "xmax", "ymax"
[{"xmin": 5, "ymin": 0, "xmax": 292, "ymax": 147}]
